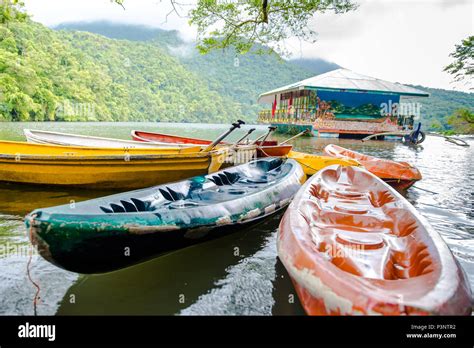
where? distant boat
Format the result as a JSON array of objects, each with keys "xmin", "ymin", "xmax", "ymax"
[
  {"xmin": 278, "ymin": 164, "xmax": 472, "ymax": 315},
  {"xmin": 0, "ymin": 140, "xmax": 225, "ymax": 189},
  {"xmin": 131, "ymin": 129, "xmax": 293, "ymax": 157},
  {"xmin": 25, "ymin": 157, "xmax": 305, "ymax": 273},
  {"xmin": 24, "ymin": 129, "xmax": 193, "ymax": 149},
  {"xmin": 324, "ymin": 144, "xmax": 422, "ymax": 190}
]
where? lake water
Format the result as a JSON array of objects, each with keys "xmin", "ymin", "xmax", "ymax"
[{"xmin": 0, "ymin": 122, "xmax": 472, "ymax": 315}]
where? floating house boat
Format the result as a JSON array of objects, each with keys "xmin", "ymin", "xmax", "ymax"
[{"xmin": 257, "ymin": 69, "xmax": 429, "ymax": 139}]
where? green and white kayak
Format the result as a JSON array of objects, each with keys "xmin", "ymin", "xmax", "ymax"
[{"xmin": 25, "ymin": 158, "xmax": 305, "ymax": 273}]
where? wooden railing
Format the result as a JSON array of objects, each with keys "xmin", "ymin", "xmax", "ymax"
[
  {"xmin": 258, "ymin": 109, "xmax": 401, "ymax": 133},
  {"xmin": 258, "ymin": 109, "xmax": 314, "ymax": 124}
]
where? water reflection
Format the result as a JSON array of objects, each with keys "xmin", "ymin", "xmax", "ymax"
[{"xmin": 58, "ymin": 214, "xmax": 282, "ymax": 315}]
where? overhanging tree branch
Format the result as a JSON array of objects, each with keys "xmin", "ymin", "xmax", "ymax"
[{"xmin": 114, "ymin": 0, "xmax": 358, "ymax": 56}]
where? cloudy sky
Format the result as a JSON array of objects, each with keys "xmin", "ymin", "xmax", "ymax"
[{"xmin": 24, "ymin": 0, "xmax": 473, "ymax": 91}]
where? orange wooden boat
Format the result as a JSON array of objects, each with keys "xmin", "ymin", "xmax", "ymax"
[
  {"xmin": 278, "ymin": 165, "xmax": 472, "ymax": 315},
  {"xmin": 132, "ymin": 130, "xmax": 223, "ymax": 146},
  {"xmin": 131, "ymin": 130, "xmax": 292, "ymax": 157},
  {"xmin": 324, "ymin": 144, "xmax": 421, "ymax": 190},
  {"xmin": 253, "ymin": 140, "xmax": 292, "ymax": 157}
]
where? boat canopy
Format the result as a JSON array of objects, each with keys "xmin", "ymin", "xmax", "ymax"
[{"xmin": 258, "ymin": 68, "xmax": 429, "ymax": 104}]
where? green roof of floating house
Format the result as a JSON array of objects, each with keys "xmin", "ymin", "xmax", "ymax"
[{"xmin": 258, "ymin": 68, "xmax": 429, "ymax": 104}]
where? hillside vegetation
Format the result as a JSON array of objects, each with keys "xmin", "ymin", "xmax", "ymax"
[
  {"xmin": 1, "ymin": 20, "xmax": 472, "ymax": 130},
  {"xmin": 0, "ymin": 20, "xmax": 243, "ymax": 122},
  {"xmin": 57, "ymin": 21, "xmax": 319, "ymax": 119}
]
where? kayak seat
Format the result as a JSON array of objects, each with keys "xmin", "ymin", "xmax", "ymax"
[
  {"xmin": 369, "ymin": 190, "xmax": 396, "ymax": 207},
  {"xmin": 100, "ymin": 185, "xmax": 191, "ymax": 213},
  {"xmin": 384, "ymin": 243, "xmax": 434, "ymax": 280},
  {"xmin": 159, "ymin": 187, "xmax": 186, "ymax": 201},
  {"xmin": 255, "ymin": 157, "xmax": 284, "ymax": 172},
  {"xmin": 304, "ymin": 165, "xmax": 437, "ymax": 280},
  {"xmin": 100, "ymin": 197, "xmax": 154, "ymax": 213},
  {"xmin": 98, "ymin": 159, "xmax": 287, "ymax": 214},
  {"xmin": 209, "ymin": 171, "xmax": 241, "ymax": 186}
]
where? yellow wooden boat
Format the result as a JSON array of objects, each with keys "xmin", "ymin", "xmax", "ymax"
[
  {"xmin": 0, "ymin": 141, "xmax": 227, "ymax": 189},
  {"xmin": 287, "ymin": 150, "xmax": 360, "ymax": 176}
]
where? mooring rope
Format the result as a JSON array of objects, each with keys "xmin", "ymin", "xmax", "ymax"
[
  {"xmin": 412, "ymin": 185, "xmax": 438, "ymax": 195},
  {"xmin": 26, "ymin": 214, "xmax": 40, "ymax": 316}
]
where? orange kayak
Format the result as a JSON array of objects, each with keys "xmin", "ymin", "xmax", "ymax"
[
  {"xmin": 278, "ymin": 165, "xmax": 472, "ymax": 315},
  {"xmin": 324, "ymin": 144, "xmax": 421, "ymax": 190}
]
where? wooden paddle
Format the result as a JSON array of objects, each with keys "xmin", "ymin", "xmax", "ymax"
[
  {"xmin": 253, "ymin": 126, "xmax": 277, "ymax": 145},
  {"xmin": 279, "ymin": 128, "xmax": 311, "ymax": 145},
  {"xmin": 235, "ymin": 128, "xmax": 256, "ymax": 145},
  {"xmin": 249, "ymin": 132, "xmax": 267, "ymax": 144},
  {"xmin": 202, "ymin": 120, "xmax": 245, "ymax": 152}
]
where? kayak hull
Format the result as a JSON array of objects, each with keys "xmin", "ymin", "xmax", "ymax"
[
  {"xmin": 278, "ymin": 165, "xmax": 472, "ymax": 315},
  {"xmin": 324, "ymin": 144, "xmax": 422, "ymax": 190},
  {"xmin": 29, "ymin": 210, "xmax": 284, "ymax": 274},
  {"xmin": 383, "ymin": 178, "xmax": 418, "ymax": 191},
  {"xmin": 26, "ymin": 158, "xmax": 305, "ymax": 273},
  {"xmin": 0, "ymin": 141, "xmax": 224, "ymax": 189},
  {"xmin": 254, "ymin": 140, "xmax": 292, "ymax": 157},
  {"xmin": 24, "ymin": 129, "xmax": 192, "ymax": 148}
]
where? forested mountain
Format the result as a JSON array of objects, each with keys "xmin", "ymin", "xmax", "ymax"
[
  {"xmin": 1, "ymin": 19, "xmax": 472, "ymax": 129},
  {"xmin": 0, "ymin": 20, "xmax": 248, "ymax": 122},
  {"xmin": 409, "ymin": 86, "xmax": 474, "ymax": 130},
  {"xmin": 55, "ymin": 21, "xmax": 322, "ymax": 119},
  {"xmin": 288, "ymin": 58, "xmax": 341, "ymax": 75}
]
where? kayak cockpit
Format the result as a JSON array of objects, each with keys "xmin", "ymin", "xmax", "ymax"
[
  {"xmin": 97, "ymin": 158, "xmax": 288, "ymax": 214},
  {"xmin": 306, "ymin": 166, "xmax": 438, "ymax": 281}
]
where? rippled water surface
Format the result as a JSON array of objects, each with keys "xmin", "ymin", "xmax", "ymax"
[{"xmin": 0, "ymin": 122, "xmax": 472, "ymax": 315}]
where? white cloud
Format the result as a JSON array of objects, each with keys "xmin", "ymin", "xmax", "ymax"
[
  {"xmin": 24, "ymin": 0, "xmax": 197, "ymax": 40},
  {"xmin": 287, "ymin": 0, "xmax": 473, "ymax": 91}
]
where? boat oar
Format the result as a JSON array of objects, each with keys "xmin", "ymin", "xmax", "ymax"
[
  {"xmin": 280, "ymin": 128, "xmax": 310, "ymax": 145},
  {"xmin": 249, "ymin": 132, "xmax": 268, "ymax": 144},
  {"xmin": 253, "ymin": 126, "xmax": 276, "ymax": 145},
  {"xmin": 202, "ymin": 120, "xmax": 245, "ymax": 152},
  {"xmin": 235, "ymin": 128, "xmax": 256, "ymax": 145}
]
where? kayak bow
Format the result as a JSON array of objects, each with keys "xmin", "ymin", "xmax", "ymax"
[{"xmin": 324, "ymin": 144, "xmax": 422, "ymax": 190}]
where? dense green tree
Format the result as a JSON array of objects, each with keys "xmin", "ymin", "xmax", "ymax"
[
  {"xmin": 430, "ymin": 119, "xmax": 444, "ymax": 131},
  {"xmin": 0, "ymin": 0, "xmax": 27, "ymax": 25},
  {"xmin": 0, "ymin": 19, "xmax": 245, "ymax": 122},
  {"xmin": 446, "ymin": 108, "xmax": 474, "ymax": 134}
]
